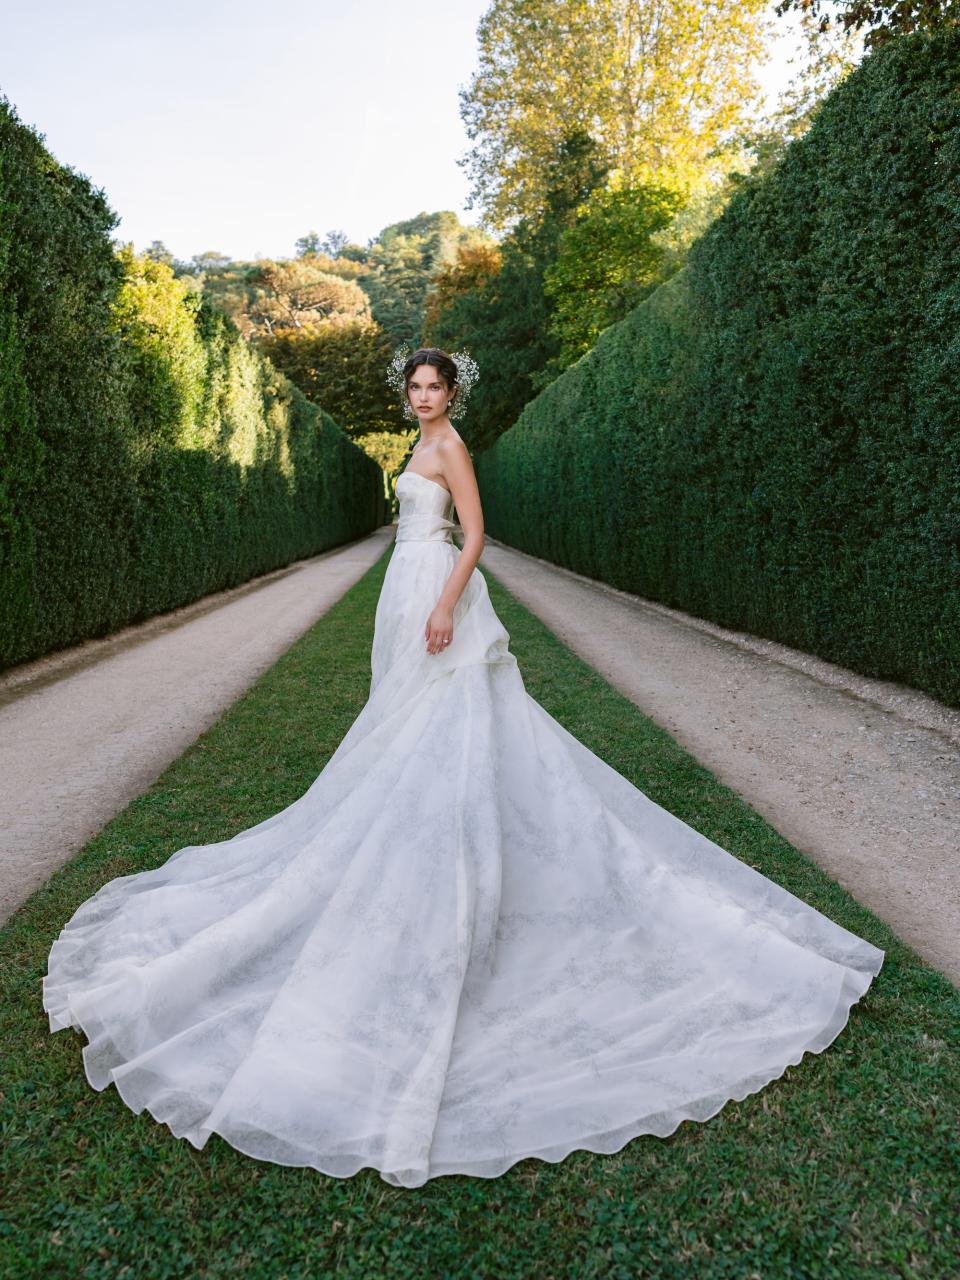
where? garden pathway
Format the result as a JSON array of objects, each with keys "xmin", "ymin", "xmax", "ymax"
[{"xmin": 0, "ymin": 528, "xmax": 393, "ymax": 924}]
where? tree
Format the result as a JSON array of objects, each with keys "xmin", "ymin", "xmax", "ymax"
[
  {"xmin": 353, "ymin": 210, "xmax": 492, "ymax": 347},
  {"xmin": 458, "ymin": 0, "xmax": 770, "ymax": 231},
  {"xmin": 774, "ymin": 0, "xmax": 958, "ymax": 48},
  {"xmin": 249, "ymin": 259, "xmax": 369, "ymax": 332},
  {"xmin": 423, "ymin": 242, "xmax": 503, "ymax": 337},
  {"xmin": 730, "ymin": 5, "xmax": 865, "ymax": 178},
  {"xmin": 201, "ymin": 257, "xmax": 371, "ymax": 339},
  {"xmin": 295, "ymin": 231, "xmax": 322, "ymax": 257},
  {"xmin": 144, "ymin": 240, "xmax": 175, "ymax": 266},
  {"xmin": 321, "ymin": 229, "xmax": 350, "ymax": 257},
  {"xmin": 429, "ymin": 131, "xmax": 611, "ymax": 447},
  {"xmin": 190, "ymin": 249, "xmax": 232, "ymax": 273},
  {"xmin": 539, "ymin": 177, "xmax": 685, "ymax": 378},
  {"xmin": 111, "ymin": 244, "xmax": 206, "ymax": 445},
  {"xmin": 191, "ymin": 212, "xmax": 503, "ymax": 445},
  {"xmin": 295, "ymin": 229, "xmax": 352, "ymax": 258},
  {"xmin": 258, "ymin": 318, "xmax": 398, "ymax": 439}
]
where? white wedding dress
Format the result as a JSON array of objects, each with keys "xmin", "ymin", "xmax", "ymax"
[{"xmin": 43, "ymin": 469, "xmax": 885, "ymax": 1188}]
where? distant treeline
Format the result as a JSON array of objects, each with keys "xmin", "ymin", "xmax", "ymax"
[
  {"xmin": 0, "ymin": 99, "xmax": 385, "ymax": 671},
  {"xmin": 475, "ymin": 28, "xmax": 960, "ymax": 707}
]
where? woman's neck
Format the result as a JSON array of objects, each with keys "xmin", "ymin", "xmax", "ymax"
[{"xmin": 417, "ymin": 418, "xmax": 453, "ymax": 444}]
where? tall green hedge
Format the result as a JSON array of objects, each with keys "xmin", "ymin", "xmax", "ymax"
[
  {"xmin": 476, "ymin": 27, "xmax": 960, "ymax": 707},
  {"xmin": 0, "ymin": 99, "xmax": 386, "ymax": 671}
]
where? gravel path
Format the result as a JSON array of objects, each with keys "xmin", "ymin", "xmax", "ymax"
[
  {"xmin": 0, "ymin": 529, "xmax": 393, "ymax": 925},
  {"xmin": 479, "ymin": 537, "xmax": 959, "ymax": 987}
]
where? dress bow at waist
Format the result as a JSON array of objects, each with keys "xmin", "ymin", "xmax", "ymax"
[{"xmin": 396, "ymin": 513, "xmax": 462, "ymax": 543}]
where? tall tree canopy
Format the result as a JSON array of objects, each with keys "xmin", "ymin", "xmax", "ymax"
[
  {"xmin": 775, "ymin": 0, "xmax": 958, "ymax": 48},
  {"xmin": 458, "ymin": 0, "xmax": 770, "ymax": 230},
  {"xmin": 259, "ymin": 319, "xmax": 398, "ymax": 441},
  {"xmin": 199, "ymin": 256, "xmax": 370, "ymax": 340},
  {"xmin": 732, "ymin": 5, "xmax": 865, "ymax": 178},
  {"xmin": 540, "ymin": 177, "xmax": 685, "ymax": 374},
  {"xmin": 422, "ymin": 243, "xmax": 503, "ymax": 338},
  {"xmin": 427, "ymin": 131, "xmax": 612, "ymax": 447},
  {"xmin": 351, "ymin": 211, "xmax": 494, "ymax": 347}
]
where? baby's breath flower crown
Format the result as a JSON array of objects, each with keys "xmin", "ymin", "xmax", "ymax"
[{"xmin": 386, "ymin": 343, "xmax": 480, "ymax": 422}]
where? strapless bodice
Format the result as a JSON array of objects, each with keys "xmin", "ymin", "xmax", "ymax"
[{"xmin": 394, "ymin": 471, "xmax": 461, "ymax": 543}]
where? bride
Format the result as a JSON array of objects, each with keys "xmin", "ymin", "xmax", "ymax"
[{"xmin": 42, "ymin": 345, "xmax": 885, "ymax": 1189}]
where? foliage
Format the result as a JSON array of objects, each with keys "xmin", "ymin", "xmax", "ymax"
[
  {"xmin": 438, "ymin": 0, "xmax": 871, "ymax": 432},
  {"xmin": 429, "ymin": 132, "xmax": 611, "ymax": 448},
  {"xmin": 354, "ymin": 428, "xmax": 417, "ymax": 490},
  {"xmin": 352, "ymin": 210, "xmax": 495, "ymax": 348},
  {"xmin": 0, "ymin": 98, "xmax": 384, "ymax": 671},
  {"xmin": 422, "ymin": 242, "xmax": 503, "ymax": 338},
  {"xmin": 200, "ymin": 256, "xmax": 371, "ymax": 339},
  {"xmin": 258, "ymin": 318, "xmax": 399, "ymax": 439},
  {"xmin": 295, "ymin": 228, "xmax": 351, "ymax": 258},
  {"xmin": 248, "ymin": 259, "xmax": 370, "ymax": 332},
  {"xmin": 734, "ymin": 4, "xmax": 866, "ymax": 176},
  {"xmin": 474, "ymin": 27, "xmax": 960, "ymax": 707},
  {"xmin": 540, "ymin": 178, "xmax": 686, "ymax": 376},
  {"xmin": 775, "ymin": 0, "xmax": 959, "ymax": 48},
  {"xmin": 287, "ymin": 212, "xmax": 491, "ymax": 348},
  {"xmin": 186, "ymin": 213, "xmax": 492, "ymax": 449},
  {"xmin": 458, "ymin": 0, "xmax": 770, "ymax": 231},
  {"xmin": 111, "ymin": 244, "xmax": 208, "ymax": 447}
]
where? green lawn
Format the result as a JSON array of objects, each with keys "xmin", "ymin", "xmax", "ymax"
[{"xmin": 2, "ymin": 547, "xmax": 957, "ymax": 1279}]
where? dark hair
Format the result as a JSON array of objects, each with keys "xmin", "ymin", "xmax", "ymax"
[{"xmin": 403, "ymin": 347, "xmax": 459, "ymax": 409}]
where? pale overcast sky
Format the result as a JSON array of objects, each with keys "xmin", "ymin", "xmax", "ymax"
[{"xmin": 1, "ymin": 0, "xmax": 810, "ymax": 262}]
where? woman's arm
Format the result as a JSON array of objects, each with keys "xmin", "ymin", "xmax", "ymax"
[{"xmin": 424, "ymin": 438, "xmax": 485, "ymax": 655}]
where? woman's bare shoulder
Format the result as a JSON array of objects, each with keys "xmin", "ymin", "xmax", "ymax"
[{"xmin": 438, "ymin": 431, "xmax": 472, "ymax": 467}]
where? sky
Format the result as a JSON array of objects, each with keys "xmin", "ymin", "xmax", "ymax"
[{"xmin": 1, "ymin": 0, "xmax": 811, "ymax": 263}]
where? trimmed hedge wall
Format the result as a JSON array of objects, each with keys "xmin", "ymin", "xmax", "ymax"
[
  {"xmin": 0, "ymin": 98, "xmax": 386, "ymax": 672},
  {"xmin": 476, "ymin": 27, "xmax": 960, "ymax": 708}
]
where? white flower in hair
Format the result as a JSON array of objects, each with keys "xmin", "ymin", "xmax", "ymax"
[
  {"xmin": 386, "ymin": 344, "xmax": 480, "ymax": 421},
  {"xmin": 448, "ymin": 349, "xmax": 480, "ymax": 421}
]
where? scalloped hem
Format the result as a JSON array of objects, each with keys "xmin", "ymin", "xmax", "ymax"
[{"xmin": 43, "ymin": 948, "xmax": 883, "ymax": 1189}]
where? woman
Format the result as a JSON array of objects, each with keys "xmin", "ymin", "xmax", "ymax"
[{"xmin": 43, "ymin": 346, "xmax": 884, "ymax": 1189}]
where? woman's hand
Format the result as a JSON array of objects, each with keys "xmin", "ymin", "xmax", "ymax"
[{"xmin": 425, "ymin": 603, "xmax": 454, "ymax": 655}]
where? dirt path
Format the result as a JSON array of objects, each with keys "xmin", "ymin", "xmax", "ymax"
[
  {"xmin": 0, "ymin": 529, "xmax": 393, "ymax": 925},
  {"xmin": 479, "ymin": 538, "xmax": 959, "ymax": 987}
]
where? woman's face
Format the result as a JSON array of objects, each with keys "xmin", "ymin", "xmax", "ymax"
[{"xmin": 407, "ymin": 364, "xmax": 453, "ymax": 425}]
